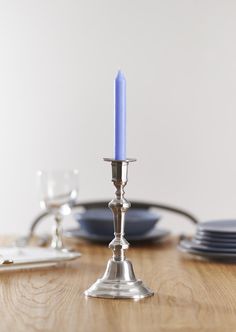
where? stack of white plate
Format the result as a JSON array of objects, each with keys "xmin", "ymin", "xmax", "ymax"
[{"xmin": 178, "ymin": 220, "xmax": 236, "ymax": 262}]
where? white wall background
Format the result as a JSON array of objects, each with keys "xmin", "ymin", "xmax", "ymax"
[{"xmin": 0, "ymin": 0, "xmax": 236, "ymax": 234}]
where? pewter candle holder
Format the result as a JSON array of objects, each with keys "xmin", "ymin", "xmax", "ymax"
[{"xmin": 84, "ymin": 158, "xmax": 154, "ymax": 299}]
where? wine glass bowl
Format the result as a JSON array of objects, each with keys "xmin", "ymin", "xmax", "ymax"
[{"xmin": 40, "ymin": 190, "xmax": 77, "ymax": 216}]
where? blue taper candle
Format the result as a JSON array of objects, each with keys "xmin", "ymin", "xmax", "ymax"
[{"xmin": 115, "ymin": 70, "xmax": 126, "ymax": 160}]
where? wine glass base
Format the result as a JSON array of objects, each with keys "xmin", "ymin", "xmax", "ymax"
[{"xmin": 84, "ymin": 259, "xmax": 154, "ymax": 299}]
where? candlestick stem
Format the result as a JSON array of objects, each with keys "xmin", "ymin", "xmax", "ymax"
[{"xmin": 108, "ymin": 161, "xmax": 130, "ymax": 262}]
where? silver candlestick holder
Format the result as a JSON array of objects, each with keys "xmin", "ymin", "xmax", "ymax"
[{"xmin": 84, "ymin": 158, "xmax": 154, "ymax": 299}]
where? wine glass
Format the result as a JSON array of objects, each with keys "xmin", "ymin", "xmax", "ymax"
[{"xmin": 37, "ymin": 170, "xmax": 79, "ymax": 251}]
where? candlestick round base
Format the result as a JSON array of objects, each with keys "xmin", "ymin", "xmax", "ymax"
[{"xmin": 84, "ymin": 259, "xmax": 154, "ymax": 299}]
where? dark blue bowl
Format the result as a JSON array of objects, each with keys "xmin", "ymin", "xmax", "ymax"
[{"xmin": 74, "ymin": 208, "xmax": 161, "ymax": 236}]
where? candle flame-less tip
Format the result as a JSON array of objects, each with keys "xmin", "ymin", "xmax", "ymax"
[{"xmin": 116, "ymin": 70, "xmax": 125, "ymax": 80}]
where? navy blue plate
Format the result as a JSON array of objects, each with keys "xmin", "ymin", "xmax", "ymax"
[
  {"xmin": 195, "ymin": 233, "xmax": 236, "ymax": 242},
  {"xmin": 193, "ymin": 238, "xmax": 236, "ymax": 248},
  {"xmin": 197, "ymin": 220, "xmax": 236, "ymax": 234},
  {"xmin": 64, "ymin": 227, "xmax": 169, "ymax": 243},
  {"xmin": 178, "ymin": 241, "xmax": 236, "ymax": 261},
  {"xmin": 180, "ymin": 239, "xmax": 236, "ymax": 253},
  {"xmin": 196, "ymin": 231, "xmax": 236, "ymax": 240},
  {"xmin": 74, "ymin": 208, "xmax": 161, "ymax": 236}
]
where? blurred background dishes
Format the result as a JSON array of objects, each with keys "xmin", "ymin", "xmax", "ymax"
[
  {"xmin": 179, "ymin": 219, "xmax": 236, "ymax": 261},
  {"xmin": 197, "ymin": 220, "xmax": 236, "ymax": 233},
  {"xmin": 64, "ymin": 227, "xmax": 170, "ymax": 244},
  {"xmin": 75, "ymin": 208, "xmax": 160, "ymax": 236},
  {"xmin": 63, "ymin": 207, "xmax": 170, "ymax": 244}
]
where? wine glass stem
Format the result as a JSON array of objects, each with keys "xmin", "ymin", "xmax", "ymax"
[{"xmin": 51, "ymin": 215, "xmax": 64, "ymax": 250}]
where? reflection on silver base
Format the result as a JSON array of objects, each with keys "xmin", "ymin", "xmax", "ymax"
[{"xmin": 85, "ymin": 259, "xmax": 154, "ymax": 299}]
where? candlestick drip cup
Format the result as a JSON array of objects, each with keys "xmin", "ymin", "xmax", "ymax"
[{"xmin": 84, "ymin": 158, "xmax": 154, "ymax": 299}]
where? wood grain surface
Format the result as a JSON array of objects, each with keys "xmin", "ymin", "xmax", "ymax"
[{"xmin": 0, "ymin": 236, "xmax": 236, "ymax": 332}]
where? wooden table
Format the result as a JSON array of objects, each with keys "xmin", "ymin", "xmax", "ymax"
[{"xmin": 0, "ymin": 236, "xmax": 236, "ymax": 332}]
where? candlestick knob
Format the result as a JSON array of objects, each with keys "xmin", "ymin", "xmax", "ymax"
[{"xmin": 84, "ymin": 158, "xmax": 154, "ymax": 299}]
